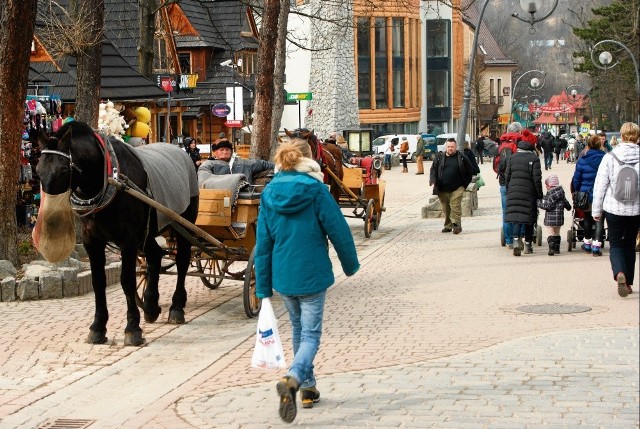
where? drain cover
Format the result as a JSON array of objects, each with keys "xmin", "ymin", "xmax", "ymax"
[
  {"xmin": 37, "ymin": 419, "xmax": 95, "ymax": 429},
  {"xmin": 516, "ymin": 303, "xmax": 592, "ymax": 314}
]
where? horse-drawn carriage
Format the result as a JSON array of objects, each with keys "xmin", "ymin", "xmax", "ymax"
[{"xmin": 285, "ymin": 128, "xmax": 386, "ymax": 238}]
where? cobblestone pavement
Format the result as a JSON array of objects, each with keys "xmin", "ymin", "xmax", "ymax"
[{"xmin": 0, "ymin": 159, "xmax": 638, "ymax": 429}]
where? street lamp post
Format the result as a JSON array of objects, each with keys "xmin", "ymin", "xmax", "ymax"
[
  {"xmin": 566, "ymin": 84, "xmax": 594, "ymax": 133},
  {"xmin": 509, "ymin": 70, "xmax": 546, "ymax": 123},
  {"xmin": 590, "ymin": 39, "xmax": 640, "ymax": 125},
  {"xmin": 457, "ymin": 0, "xmax": 558, "ymax": 150}
]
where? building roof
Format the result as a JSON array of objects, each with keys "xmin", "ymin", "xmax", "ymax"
[
  {"xmin": 31, "ymin": 40, "xmax": 168, "ymax": 102},
  {"xmin": 462, "ymin": 1, "xmax": 518, "ymax": 68}
]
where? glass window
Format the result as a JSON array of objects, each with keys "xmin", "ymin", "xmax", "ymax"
[
  {"xmin": 392, "ymin": 18, "xmax": 404, "ymax": 108},
  {"xmin": 178, "ymin": 52, "xmax": 191, "ymax": 74},
  {"xmin": 153, "ymin": 38, "xmax": 167, "ymax": 72},
  {"xmin": 357, "ymin": 18, "xmax": 371, "ymax": 109},
  {"xmin": 427, "ymin": 70, "xmax": 449, "ymax": 107},
  {"xmin": 374, "ymin": 18, "xmax": 387, "ymax": 108},
  {"xmin": 426, "ymin": 20, "xmax": 448, "ymax": 58}
]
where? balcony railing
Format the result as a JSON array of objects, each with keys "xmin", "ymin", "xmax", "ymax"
[{"xmin": 489, "ymin": 96, "xmax": 504, "ymax": 106}]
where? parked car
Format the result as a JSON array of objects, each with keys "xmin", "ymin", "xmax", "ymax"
[
  {"xmin": 372, "ymin": 134, "xmax": 420, "ymax": 161},
  {"xmin": 420, "ymin": 133, "xmax": 437, "ymax": 160},
  {"xmin": 436, "ymin": 133, "xmax": 471, "ymax": 153}
]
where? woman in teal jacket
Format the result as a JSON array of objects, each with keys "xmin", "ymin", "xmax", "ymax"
[{"xmin": 255, "ymin": 138, "xmax": 360, "ymax": 423}]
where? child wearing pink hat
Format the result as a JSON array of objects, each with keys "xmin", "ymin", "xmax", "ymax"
[{"xmin": 537, "ymin": 175, "xmax": 572, "ymax": 255}]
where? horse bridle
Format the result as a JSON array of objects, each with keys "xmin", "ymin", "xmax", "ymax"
[{"xmin": 40, "ymin": 133, "xmax": 120, "ymax": 216}]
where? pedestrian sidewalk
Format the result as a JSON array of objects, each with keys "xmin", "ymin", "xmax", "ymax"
[{"xmin": 0, "ymin": 158, "xmax": 637, "ymax": 429}]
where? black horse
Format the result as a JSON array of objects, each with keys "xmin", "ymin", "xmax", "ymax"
[{"xmin": 36, "ymin": 121, "xmax": 198, "ymax": 346}]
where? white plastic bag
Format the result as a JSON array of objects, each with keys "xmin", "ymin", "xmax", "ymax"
[{"xmin": 251, "ymin": 298, "xmax": 287, "ymax": 370}]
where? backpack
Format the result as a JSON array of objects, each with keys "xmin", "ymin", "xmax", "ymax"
[
  {"xmin": 610, "ymin": 151, "xmax": 639, "ymax": 202},
  {"xmin": 493, "ymin": 144, "xmax": 513, "ymax": 176}
]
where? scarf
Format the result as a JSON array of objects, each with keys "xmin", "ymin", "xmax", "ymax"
[{"xmin": 275, "ymin": 157, "xmax": 324, "ymax": 182}]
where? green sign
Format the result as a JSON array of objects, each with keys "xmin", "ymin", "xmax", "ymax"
[{"xmin": 286, "ymin": 92, "xmax": 312, "ymax": 102}]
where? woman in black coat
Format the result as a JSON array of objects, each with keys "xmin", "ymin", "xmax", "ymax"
[{"xmin": 505, "ymin": 134, "xmax": 543, "ymax": 256}]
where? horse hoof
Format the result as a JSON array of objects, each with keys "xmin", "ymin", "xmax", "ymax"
[
  {"xmin": 168, "ymin": 309, "xmax": 185, "ymax": 324},
  {"xmin": 144, "ymin": 306, "xmax": 162, "ymax": 323},
  {"xmin": 124, "ymin": 331, "xmax": 146, "ymax": 346},
  {"xmin": 87, "ymin": 330, "xmax": 108, "ymax": 344}
]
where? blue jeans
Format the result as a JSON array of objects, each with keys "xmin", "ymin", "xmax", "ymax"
[
  {"xmin": 281, "ymin": 291, "xmax": 326, "ymax": 389},
  {"xmin": 605, "ymin": 212, "xmax": 640, "ymax": 286},
  {"xmin": 544, "ymin": 151, "xmax": 553, "ymax": 169},
  {"xmin": 500, "ymin": 185, "xmax": 525, "ymax": 243}
]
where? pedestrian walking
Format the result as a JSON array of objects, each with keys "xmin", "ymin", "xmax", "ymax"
[
  {"xmin": 505, "ymin": 130, "xmax": 543, "ymax": 256},
  {"xmin": 571, "ymin": 134, "xmax": 606, "ymax": 256},
  {"xmin": 474, "ymin": 135, "xmax": 485, "ymax": 165},
  {"xmin": 429, "ymin": 138, "xmax": 473, "ymax": 235},
  {"xmin": 399, "ymin": 136, "xmax": 409, "ymax": 173},
  {"xmin": 554, "ymin": 135, "xmax": 563, "ymax": 164},
  {"xmin": 463, "ymin": 142, "xmax": 480, "ymax": 175},
  {"xmin": 383, "ymin": 138, "xmax": 397, "ymax": 170},
  {"xmin": 254, "ymin": 138, "xmax": 360, "ymax": 423},
  {"xmin": 539, "ymin": 131, "xmax": 554, "ymax": 170},
  {"xmin": 537, "ymin": 175, "xmax": 571, "ymax": 255},
  {"xmin": 497, "ymin": 123, "xmax": 524, "ymax": 249},
  {"xmin": 414, "ymin": 134, "xmax": 425, "ymax": 175},
  {"xmin": 591, "ymin": 122, "xmax": 640, "ymax": 298}
]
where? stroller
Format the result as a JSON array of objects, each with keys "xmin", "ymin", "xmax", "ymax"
[{"xmin": 566, "ymin": 206, "xmax": 607, "ymax": 252}]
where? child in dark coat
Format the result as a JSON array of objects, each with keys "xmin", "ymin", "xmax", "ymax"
[{"xmin": 537, "ymin": 174, "xmax": 571, "ymax": 256}]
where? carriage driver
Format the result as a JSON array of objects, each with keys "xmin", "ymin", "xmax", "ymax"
[{"xmin": 197, "ymin": 139, "xmax": 275, "ymax": 184}]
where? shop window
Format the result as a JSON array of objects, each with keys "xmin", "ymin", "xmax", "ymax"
[
  {"xmin": 357, "ymin": 17, "xmax": 371, "ymax": 109},
  {"xmin": 392, "ymin": 18, "xmax": 405, "ymax": 108},
  {"xmin": 426, "ymin": 20, "xmax": 449, "ymax": 58},
  {"xmin": 427, "ymin": 70, "xmax": 449, "ymax": 107}
]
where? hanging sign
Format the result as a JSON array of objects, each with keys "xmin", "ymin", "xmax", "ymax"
[
  {"xmin": 212, "ymin": 103, "xmax": 232, "ymax": 117},
  {"xmin": 159, "ymin": 76, "xmax": 173, "ymax": 92},
  {"xmin": 225, "ymin": 120, "xmax": 243, "ymax": 127}
]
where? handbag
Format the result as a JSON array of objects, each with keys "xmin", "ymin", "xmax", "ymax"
[
  {"xmin": 573, "ymin": 190, "xmax": 590, "ymax": 210},
  {"xmin": 251, "ymin": 298, "xmax": 287, "ymax": 370},
  {"xmin": 475, "ymin": 174, "xmax": 485, "ymax": 188}
]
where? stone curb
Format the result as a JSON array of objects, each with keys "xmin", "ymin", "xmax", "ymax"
[{"xmin": 0, "ymin": 261, "xmax": 121, "ymax": 302}]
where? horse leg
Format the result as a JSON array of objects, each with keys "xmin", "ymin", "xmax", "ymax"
[
  {"xmin": 120, "ymin": 243, "xmax": 145, "ymax": 346},
  {"xmin": 169, "ymin": 202, "xmax": 197, "ymax": 324},
  {"xmin": 141, "ymin": 235, "xmax": 163, "ymax": 323},
  {"xmin": 85, "ymin": 239, "xmax": 109, "ymax": 344}
]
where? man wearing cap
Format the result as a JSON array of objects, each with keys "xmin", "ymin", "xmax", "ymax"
[{"xmin": 198, "ymin": 139, "xmax": 274, "ymax": 184}]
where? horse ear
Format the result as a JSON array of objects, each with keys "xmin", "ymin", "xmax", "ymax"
[
  {"xmin": 59, "ymin": 125, "xmax": 73, "ymax": 150},
  {"xmin": 284, "ymin": 128, "xmax": 293, "ymax": 138},
  {"xmin": 37, "ymin": 130, "xmax": 49, "ymax": 150}
]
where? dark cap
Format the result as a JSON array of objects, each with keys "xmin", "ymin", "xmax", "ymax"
[{"xmin": 216, "ymin": 139, "xmax": 233, "ymax": 150}]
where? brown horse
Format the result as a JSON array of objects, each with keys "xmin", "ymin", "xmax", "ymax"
[{"xmin": 284, "ymin": 128, "xmax": 344, "ymax": 201}]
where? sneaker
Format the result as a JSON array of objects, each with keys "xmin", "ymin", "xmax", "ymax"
[
  {"xmin": 452, "ymin": 224, "xmax": 462, "ymax": 235},
  {"xmin": 442, "ymin": 227, "xmax": 452, "ymax": 233},
  {"xmin": 592, "ymin": 249, "xmax": 602, "ymax": 256},
  {"xmin": 276, "ymin": 376, "xmax": 299, "ymax": 423},
  {"xmin": 617, "ymin": 273, "xmax": 629, "ymax": 297},
  {"xmin": 507, "ymin": 242, "xmax": 514, "ymax": 249},
  {"xmin": 524, "ymin": 242, "xmax": 533, "ymax": 254},
  {"xmin": 513, "ymin": 238, "xmax": 524, "ymax": 256},
  {"xmin": 581, "ymin": 243, "xmax": 591, "ymax": 253},
  {"xmin": 627, "ymin": 285, "xmax": 633, "ymax": 295},
  {"xmin": 300, "ymin": 387, "xmax": 321, "ymax": 409}
]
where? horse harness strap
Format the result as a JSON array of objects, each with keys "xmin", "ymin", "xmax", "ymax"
[{"xmin": 70, "ymin": 132, "xmax": 120, "ymax": 216}]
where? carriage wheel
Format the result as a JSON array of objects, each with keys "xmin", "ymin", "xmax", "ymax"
[
  {"xmin": 500, "ymin": 228, "xmax": 505, "ymax": 247},
  {"xmin": 243, "ymin": 249, "xmax": 261, "ymax": 318},
  {"xmin": 135, "ymin": 256, "xmax": 147, "ymax": 309},
  {"xmin": 196, "ymin": 256, "xmax": 224, "ymax": 289},
  {"xmin": 567, "ymin": 229, "xmax": 574, "ymax": 252},
  {"xmin": 364, "ymin": 199, "xmax": 375, "ymax": 238},
  {"xmin": 536, "ymin": 225, "xmax": 543, "ymax": 246},
  {"xmin": 135, "ymin": 252, "xmax": 176, "ymax": 308},
  {"xmin": 373, "ymin": 195, "xmax": 385, "ymax": 230}
]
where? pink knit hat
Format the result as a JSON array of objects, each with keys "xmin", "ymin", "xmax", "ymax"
[{"xmin": 545, "ymin": 175, "xmax": 559, "ymax": 187}]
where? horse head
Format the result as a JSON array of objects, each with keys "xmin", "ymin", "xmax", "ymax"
[
  {"xmin": 284, "ymin": 128, "xmax": 319, "ymax": 158},
  {"xmin": 37, "ymin": 125, "xmax": 76, "ymax": 196}
]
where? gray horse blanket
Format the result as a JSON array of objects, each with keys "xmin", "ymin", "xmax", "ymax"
[{"xmin": 133, "ymin": 144, "xmax": 199, "ymax": 230}]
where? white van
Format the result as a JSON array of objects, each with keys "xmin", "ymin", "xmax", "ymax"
[
  {"xmin": 372, "ymin": 134, "xmax": 420, "ymax": 161},
  {"xmin": 436, "ymin": 133, "xmax": 471, "ymax": 153}
]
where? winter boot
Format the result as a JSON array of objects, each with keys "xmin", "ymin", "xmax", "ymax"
[
  {"xmin": 524, "ymin": 241, "xmax": 533, "ymax": 254},
  {"xmin": 513, "ymin": 237, "xmax": 524, "ymax": 256},
  {"xmin": 591, "ymin": 240, "xmax": 602, "ymax": 256},
  {"xmin": 553, "ymin": 236, "xmax": 561, "ymax": 254},
  {"xmin": 581, "ymin": 238, "xmax": 592, "ymax": 253},
  {"xmin": 547, "ymin": 236, "xmax": 555, "ymax": 256}
]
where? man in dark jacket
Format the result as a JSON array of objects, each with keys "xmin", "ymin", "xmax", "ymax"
[
  {"xmin": 430, "ymin": 138, "xmax": 473, "ymax": 234},
  {"xmin": 539, "ymin": 131, "xmax": 555, "ymax": 171},
  {"xmin": 474, "ymin": 135, "xmax": 485, "ymax": 164},
  {"xmin": 505, "ymin": 130, "xmax": 543, "ymax": 256}
]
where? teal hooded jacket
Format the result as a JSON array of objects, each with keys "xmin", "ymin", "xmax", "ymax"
[{"xmin": 254, "ymin": 171, "xmax": 360, "ymax": 298}]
